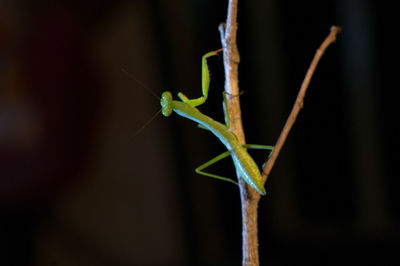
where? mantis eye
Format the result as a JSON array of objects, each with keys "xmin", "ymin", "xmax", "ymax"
[{"xmin": 161, "ymin": 91, "xmax": 173, "ymax": 117}]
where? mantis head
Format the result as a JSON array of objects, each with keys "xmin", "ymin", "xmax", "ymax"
[{"xmin": 161, "ymin": 91, "xmax": 173, "ymax": 117}]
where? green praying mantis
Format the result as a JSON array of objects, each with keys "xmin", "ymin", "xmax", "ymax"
[{"xmin": 161, "ymin": 49, "xmax": 274, "ymax": 195}]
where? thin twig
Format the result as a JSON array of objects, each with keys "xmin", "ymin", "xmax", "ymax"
[{"xmin": 262, "ymin": 26, "xmax": 341, "ymax": 183}]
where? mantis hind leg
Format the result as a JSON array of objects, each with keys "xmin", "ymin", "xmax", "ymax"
[
  {"xmin": 243, "ymin": 144, "xmax": 275, "ymax": 170},
  {"xmin": 243, "ymin": 144, "xmax": 274, "ymax": 158},
  {"xmin": 195, "ymin": 144, "xmax": 274, "ymax": 186},
  {"xmin": 195, "ymin": 150, "xmax": 238, "ymax": 186}
]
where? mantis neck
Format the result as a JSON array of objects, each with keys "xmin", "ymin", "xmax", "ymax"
[{"xmin": 172, "ymin": 100, "xmax": 236, "ymax": 150}]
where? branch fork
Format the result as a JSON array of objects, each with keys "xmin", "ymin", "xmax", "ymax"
[{"xmin": 219, "ymin": 2, "xmax": 340, "ymax": 265}]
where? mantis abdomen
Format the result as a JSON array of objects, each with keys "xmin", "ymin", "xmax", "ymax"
[{"xmin": 167, "ymin": 96, "xmax": 266, "ymax": 195}]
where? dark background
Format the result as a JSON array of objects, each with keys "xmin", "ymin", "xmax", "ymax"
[{"xmin": 1, "ymin": 0, "xmax": 398, "ymax": 265}]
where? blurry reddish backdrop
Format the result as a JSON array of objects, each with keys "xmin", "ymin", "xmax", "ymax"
[{"xmin": 1, "ymin": 1, "xmax": 399, "ymax": 265}]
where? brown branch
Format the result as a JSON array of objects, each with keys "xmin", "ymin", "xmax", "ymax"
[
  {"xmin": 219, "ymin": 1, "xmax": 262, "ymax": 265},
  {"xmin": 220, "ymin": 1, "xmax": 340, "ymax": 264},
  {"xmin": 262, "ymin": 26, "xmax": 341, "ymax": 183}
]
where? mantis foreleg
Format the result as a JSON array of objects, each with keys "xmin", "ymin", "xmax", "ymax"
[{"xmin": 177, "ymin": 49, "xmax": 222, "ymax": 108}]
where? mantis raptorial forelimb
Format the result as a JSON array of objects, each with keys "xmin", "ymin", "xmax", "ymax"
[{"xmin": 161, "ymin": 49, "xmax": 274, "ymax": 195}]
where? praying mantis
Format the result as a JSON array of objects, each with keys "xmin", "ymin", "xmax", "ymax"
[{"xmin": 161, "ymin": 49, "xmax": 274, "ymax": 195}]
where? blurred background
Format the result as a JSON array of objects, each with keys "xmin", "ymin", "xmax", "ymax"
[{"xmin": 1, "ymin": 0, "xmax": 398, "ymax": 265}]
